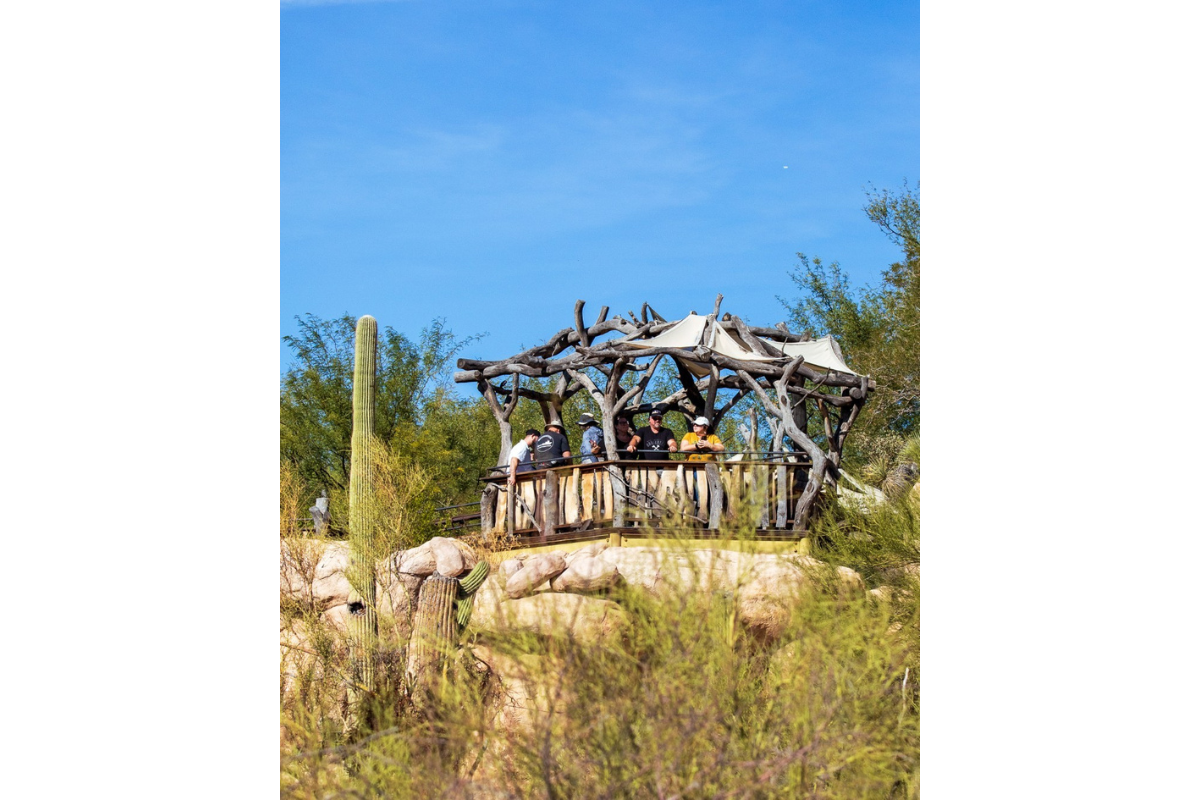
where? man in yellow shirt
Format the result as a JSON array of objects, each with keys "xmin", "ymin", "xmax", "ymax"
[{"xmin": 680, "ymin": 416, "xmax": 725, "ymax": 462}]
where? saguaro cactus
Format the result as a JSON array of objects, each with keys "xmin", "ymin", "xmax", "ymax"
[
  {"xmin": 347, "ymin": 315, "xmax": 378, "ymax": 714},
  {"xmin": 406, "ymin": 575, "xmax": 458, "ymax": 687},
  {"xmin": 405, "ymin": 561, "xmax": 491, "ymax": 693}
]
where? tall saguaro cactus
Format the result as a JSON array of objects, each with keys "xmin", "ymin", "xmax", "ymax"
[{"xmin": 347, "ymin": 315, "xmax": 378, "ymax": 716}]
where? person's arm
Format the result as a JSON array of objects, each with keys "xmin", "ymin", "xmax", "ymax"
[
  {"xmin": 680, "ymin": 435, "xmax": 697, "ymax": 453},
  {"xmin": 707, "ymin": 436, "xmax": 725, "ymax": 453},
  {"xmin": 508, "ymin": 455, "xmax": 519, "ymax": 485},
  {"xmin": 667, "ymin": 433, "xmax": 678, "ymax": 453},
  {"xmin": 627, "ymin": 433, "xmax": 641, "ymax": 452}
]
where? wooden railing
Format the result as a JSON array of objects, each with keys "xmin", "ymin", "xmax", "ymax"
[{"xmin": 479, "ymin": 456, "xmax": 814, "ymax": 538}]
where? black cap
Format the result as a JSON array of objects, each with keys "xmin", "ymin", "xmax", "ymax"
[{"xmin": 649, "ymin": 409, "xmax": 664, "ymax": 419}]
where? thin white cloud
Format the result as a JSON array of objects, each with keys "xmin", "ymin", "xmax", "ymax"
[{"xmin": 281, "ymin": 0, "xmax": 411, "ymax": 8}]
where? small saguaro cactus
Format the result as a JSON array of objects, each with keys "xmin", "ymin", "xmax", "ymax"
[
  {"xmin": 405, "ymin": 561, "xmax": 491, "ymax": 692},
  {"xmin": 406, "ymin": 575, "xmax": 458, "ymax": 688},
  {"xmin": 347, "ymin": 315, "xmax": 379, "ymax": 716}
]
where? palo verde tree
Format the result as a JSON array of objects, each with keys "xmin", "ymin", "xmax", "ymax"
[{"xmin": 782, "ymin": 182, "xmax": 919, "ymax": 445}]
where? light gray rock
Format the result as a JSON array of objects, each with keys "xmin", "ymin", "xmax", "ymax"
[
  {"xmin": 565, "ymin": 540, "xmax": 609, "ymax": 565},
  {"xmin": 450, "ymin": 537, "xmax": 480, "ymax": 572},
  {"xmin": 471, "ymin": 573, "xmax": 506, "ymax": 624},
  {"xmin": 598, "ymin": 547, "xmax": 664, "ymax": 593},
  {"xmin": 499, "ymin": 557, "xmax": 526, "ymax": 580},
  {"xmin": 321, "ymin": 602, "xmax": 352, "ymax": 632},
  {"xmin": 310, "ymin": 542, "xmax": 351, "ymax": 610},
  {"xmin": 429, "ymin": 536, "xmax": 467, "ymax": 576},
  {"xmin": 550, "ymin": 554, "xmax": 622, "ymax": 593},
  {"xmin": 379, "ymin": 571, "xmax": 423, "ymax": 620},
  {"xmin": 396, "ymin": 543, "xmax": 437, "ymax": 577},
  {"xmin": 397, "ymin": 536, "xmax": 472, "ymax": 577},
  {"xmin": 505, "ymin": 553, "xmax": 567, "ymax": 598}
]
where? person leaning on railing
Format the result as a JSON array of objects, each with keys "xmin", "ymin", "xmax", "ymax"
[
  {"xmin": 507, "ymin": 428, "xmax": 541, "ymax": 485},
  {"xmin": 680, "ymin": 416, "xmax": 725, "ymax": 461},
  {"xmin": 628, "ymin": 408, "xmax": 677, "ymax": 459}
]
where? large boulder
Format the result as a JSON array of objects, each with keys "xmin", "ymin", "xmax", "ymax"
[
  {"xmin": 505, "ymin": 553, "xmax": 568, "ymax": 599},
  {"xmin": 310, "ymin": 542, "xmax": 351, "ymax": 610},
  {"xmin": 550, "ymin": 554, "xmax": 622, "ymax": 593},
  {"xmin": 378, "ymin": 570, "xmax": 423, "ymax": 620},
  {"xmin": 498, "ymin": 557, "xmax": 526, "ymax": 580},
  {"xmin": 598, "ymin": 547, "xmax": 664, "ymax": 593},
  {"xmin": 565, "ymin": 540, "xmax": 609, "ymax": 565},
  {"xmin": 395, "ymin": 536, "xmax": 474, "ymax": 578}
]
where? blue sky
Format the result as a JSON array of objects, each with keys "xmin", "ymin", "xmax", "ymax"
[{"xmin": 282, "ymin": 0, "xmax": 918, "ymax": 375}]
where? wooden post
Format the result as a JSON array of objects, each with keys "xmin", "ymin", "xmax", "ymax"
[
  {"xmin": 676, "ymin": 463, "xmax": 694, "ymax": 521},
  {"xmin": 541, "ymin": 469, "xmax": 559, "ymax": 541},
  {"xmin": 507, "ymin": 485, "xmax": 516, "ymax": 536},
  {"xmin": 480, "ymin": 483, "xmax": 497, "ymax": 537},
  {"xmin": 706, "ymin": 463, "xmax": 723, "ymax": 530}
]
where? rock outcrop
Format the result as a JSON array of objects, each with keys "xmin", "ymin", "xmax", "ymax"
[{"xmin": 281, "ymin": 538, "xmax": 868, "ymax": 648}]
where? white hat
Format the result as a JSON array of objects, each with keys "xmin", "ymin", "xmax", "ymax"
[{"xmin": 693, "ymin": 416, "xmax": 710, "ymax": 426}]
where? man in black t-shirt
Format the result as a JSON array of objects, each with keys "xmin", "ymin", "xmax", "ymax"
[
  {"xmin": 627, "ymin": 409, "xmax": 677, "ymax": 460},
  {"xmin": 534, "ymin": 421, "xmax": 573, "ymax": 468}
]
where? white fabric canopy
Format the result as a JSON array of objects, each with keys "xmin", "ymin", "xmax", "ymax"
[
  {"xmin": 624, "ymin": 313, "xmax": 707, "ymax": 349},
  {"xmin": 619, "ymin": 315, "xmax": 858, "ymax": 377},
  {"xmin": 778, "ymin": 335, "xmax": 858, "ymax": 375},
  {"xmin": 710, "ymin": 325, "xmax": 778, "ymax": 363}
]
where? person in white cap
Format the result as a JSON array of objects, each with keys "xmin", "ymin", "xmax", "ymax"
[{"xmin": 680, "ymin": 416, "xmax": 725, "ymax": 462}]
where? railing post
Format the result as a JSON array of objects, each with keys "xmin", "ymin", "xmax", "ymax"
[
  {"xmin": 507, "ymin": 484, "xmax": 516, "ymax": 537},
  {"xmin": 706, "ymin": 462, "xmax": 723, "ymax": 530},
  {"xmin": 541, "ymin": 468, "xmax": 559, "ymax": 542}
]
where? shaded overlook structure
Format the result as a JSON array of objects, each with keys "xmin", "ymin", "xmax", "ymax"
[{"xmin": 454, "ymin": 297, "xmax": 875, "ymax": 544}]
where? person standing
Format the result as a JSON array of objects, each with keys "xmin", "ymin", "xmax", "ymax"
[
  {"xmin": 577, "ymin": 413, "xmax": 605, "ymax": 464},
  {"xmin": 680, "ymin": 416, "xmax": 725, "ymax": 461},
  {"xmin": 615, "ymin": 414, "xmax": 637, "ymax": 459},
  {"xmin": 627, "ymin": 409, "xmax": 677, "ymax": 460},
  {"xmin": 534, "ymin": 420, "xmax": 572, "ymax": 468},
  {"xmin": 507, "ymin": 428, "xmax": 541, "ymax": 485}
]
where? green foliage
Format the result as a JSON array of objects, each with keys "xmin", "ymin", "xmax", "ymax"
[
  {"xmin": 810, "ymin": 493, "xmax": 921, "ymax": 683},
  {"xmin": 281, "ymin": 313, "xmax": 489, "ymax": 525},
  {"xmin": 782, "ymin": 183, "xmax": 920, "ymax": 452},
  {"xmin": 367, "ymin": 438, "xmax": 441, "ymax": 552}
]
